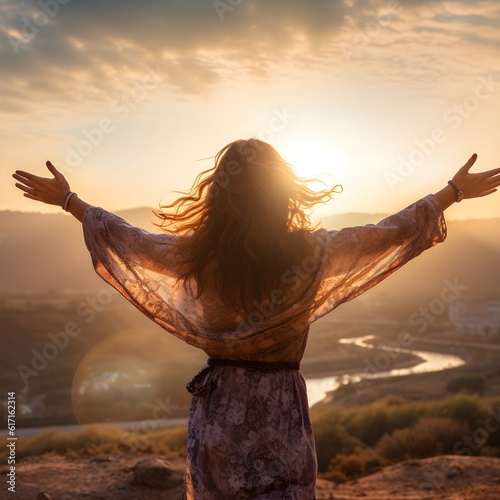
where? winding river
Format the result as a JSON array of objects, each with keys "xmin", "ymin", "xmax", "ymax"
[
  {"xmin": 305, "ymin": 335, "xmax": 466, "ymax": 408},
  {"xmin": 3, "ymin": 335, "xmax": 466, "ymax": 437}
]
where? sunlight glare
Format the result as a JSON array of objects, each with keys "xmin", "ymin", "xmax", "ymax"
[
  {"xmin": 278, "ymin": 138, "xmax": 348, "ymax": 221},
  {"xmin": 280, "ymin": 139, "xmax": 342, "ymax": 191}
]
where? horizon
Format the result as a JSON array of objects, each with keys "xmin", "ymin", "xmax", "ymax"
[{"xmin": 2, "ymin": 204, "xmax": 499, "ymax": 224}]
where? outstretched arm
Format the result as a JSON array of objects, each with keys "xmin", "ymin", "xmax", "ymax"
[
  {"xmin": 434, "ymin": 153, "xmax": 500, "ymax": 210},
  {"xmin": 12, "ymin": 161, "xmax": 90, "ymax": 222},
  {"xmin": 308, "ymin": 153, "xmax": 500, "ymax": 323}
]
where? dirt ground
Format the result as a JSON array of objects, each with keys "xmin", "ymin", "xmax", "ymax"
[
  {"xmin": 316, "ymin": 455, "xmax": 500, "ymax": 499},
  {"xmin": 2, "ymin": 452, "xmax": 500, "ymax": 499}
]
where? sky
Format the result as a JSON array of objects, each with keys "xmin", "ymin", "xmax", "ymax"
[{"xmin": 2, "ymin": 0, "xmax": 500, "ymax": 221}]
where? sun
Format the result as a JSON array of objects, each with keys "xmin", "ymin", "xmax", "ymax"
[
  {"xmin": 276, "ymin": 138, "xmax": 347, "ymax": 220},
  {"xmin": 279, "ymin": 139, "xmax": 342, "ymax": 189}
]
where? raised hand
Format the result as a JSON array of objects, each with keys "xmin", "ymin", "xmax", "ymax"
[
  {"xmin": 12, "ymin": 161, "xmax": 71, "ymax": 207},
  {"xmin": 451, "ymin": 153, "xmax": 500, "ymax": 200}
]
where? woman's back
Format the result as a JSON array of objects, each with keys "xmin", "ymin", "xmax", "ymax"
[{"xmin": 78, "ymin": 189, "xmax": 447, "ymax": 497}]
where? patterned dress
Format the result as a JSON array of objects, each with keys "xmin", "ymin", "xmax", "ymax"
[{"xmin": 81, "ymin": 194, "xmax": 447, "ymax": 499}]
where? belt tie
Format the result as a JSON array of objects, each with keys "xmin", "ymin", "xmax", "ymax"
[{"xmin": 186, "ymin": 357, "xmax": 300, "ymax": 396}]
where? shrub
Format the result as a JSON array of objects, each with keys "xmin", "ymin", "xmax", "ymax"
[
  {"xmin": 149, "ymin": 426, "xmax": 187, "ymax": 454},
  {"xmin": 313, "ymin": 421, "xmax": 363, "ymax": 472},
  {"xmin": 311, "ymin": 394, "xmax": 500, "ymax": 473},
  {"xmin": 0, "ymin": 424, "xmax": 188, "ymax": 462},
  {"xmin": 446, "ymin": 374, "xmax": 486, "ymax": 395},
  {"xmin": 436, "ymin": 393, "xmax": 484, "ymax": 427},
  {"xmin": 322, "ymin": 448, "xmax": 387, "ymax": 482},
  {"xmin": 375, "ymin": 416, "xmax": 472, "ymax": 461},
  {"xmin": 333, "ymin": 397, "xmax": 420, "ymax": 446},
  {"xmin": 4, "ymin": 425, "xmax": 127, "ymax": 461}
]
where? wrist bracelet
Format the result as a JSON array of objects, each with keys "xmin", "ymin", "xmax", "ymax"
[
  {"xmin": 62, "ymin": 191, "xmax": 77, "ymax": 211},
  {"xmin": 447, "ymin": 180, "xmax": 464, "ymax": 202}
]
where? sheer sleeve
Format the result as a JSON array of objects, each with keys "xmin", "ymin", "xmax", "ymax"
[
  {"xmin": 81, "ymin": 206, "xmax": 205, "ymax": 348},
  {"xmin": 306, "ymin": 193, "xmax": 447, "ymax": 324},
  {"xmin": 80, "ymin": 196, "xmax": 447, "ymax": 352}
]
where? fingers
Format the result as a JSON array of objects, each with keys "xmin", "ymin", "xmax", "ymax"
[
  {"xmin": 12, "ymin": 171, "xmax": 44, "ymax": 186},
  {"xmin": 46, "ymin": 160, "xmax": 61, "ymax": 179},
  {"xmin": 459, "ymin": 153, "xmax": 478, "ymax": 174},
  {"xmin": 12, "ymin": 174, "xmax": 39, "ymax": 193},
  {"xmin": 46, "ymin": 160, "xmax": 70, "ymax": 190},
  {"xmin": 14, "ymin": 182, "xmax": 35, "ymax": 195},
  {"xmin": 458, "ymin": 153, "xmax": 477, "ymax": 174},
  {"xmin": 478, "ymin": 174, "xmax": 500, "ymax": 191},
  {"xmin": 478, "ymin": 167, "xmax": 500, "ymax": 178},
  {"xmin": 486, "ymin": 172, "xmax": 500, "ymax": 182},
  {"xmin": 477, "ymin": 188, "xmax": 497, "ymax": 198}
]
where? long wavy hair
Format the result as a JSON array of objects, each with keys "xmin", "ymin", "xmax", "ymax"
[{"xmin": 151, "ymin": 138, "xmax": 342, "ymax": 313}]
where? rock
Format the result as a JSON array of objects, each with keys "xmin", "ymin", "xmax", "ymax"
[
  {"xmin": 90, "ymin": 455, "xmax": 113, "ymax": 463},
  {"xmin": 403, "ymin": 459, "xmax": 421, "ymax": 467},
  {"xmin": 446, "ymin": 465, "xmax": 465, "ymax": 478},
  {"xmin": 128, "ymin": 457, "xmax": 176, "ymax": 489}
]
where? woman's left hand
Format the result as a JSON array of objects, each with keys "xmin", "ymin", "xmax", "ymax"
[{"xmin": 12, "ymin": 161, "xmax": 71, "ymax": 207}]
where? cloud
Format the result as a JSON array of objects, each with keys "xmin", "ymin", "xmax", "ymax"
[
  {"xmin": 1, "ymin": 0, "xmax": 500, "ymax": 115},
  {"xmin": 0, "ymin": 0, "xmax": 348, "ymax": 111},
  {"xmin": 334, "ymin": 0, "xmax": 500, "ymax": 98}
]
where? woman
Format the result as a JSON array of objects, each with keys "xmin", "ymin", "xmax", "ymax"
[{"xmin": 12, "ymin": 139, "xmax": 500, "ymax": 499}]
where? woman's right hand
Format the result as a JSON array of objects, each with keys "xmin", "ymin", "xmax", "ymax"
[
  {"xmin": 12, "ymin": 161, "xmax": 71, "ymax": 207},
  {"xmin": 451, "ymin": 153, "xmax": 500, "ymax": 200}
]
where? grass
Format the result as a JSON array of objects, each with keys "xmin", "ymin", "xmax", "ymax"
[{"xmin": 0, "ymin": 424, "xmax": 188, "ymax": 462}]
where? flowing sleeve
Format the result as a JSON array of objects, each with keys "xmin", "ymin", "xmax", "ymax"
[
  {"xmin": 81, "ymin": 206, "xmax": 205, "ymax": 348},
  {"xmin": 306, "ymin": 193, "xmax": 447, "ymax": 324}
]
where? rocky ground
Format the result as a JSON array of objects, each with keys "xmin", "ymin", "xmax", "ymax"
[
  {"xmin": 317, "ymin": 455, "xmax": 500, "ymax": 499},
  {"xmin": 2, "ymin": 453, "xmax": 500, "ymax": 499}
]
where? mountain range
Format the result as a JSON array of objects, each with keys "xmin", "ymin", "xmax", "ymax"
[{"xmin": 1, "ymin": 207, "xmax": 499, "ymax": 302}]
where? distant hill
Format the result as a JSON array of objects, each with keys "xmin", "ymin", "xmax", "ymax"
[
  {"xmin": 319, "ymin": 212, "xmax": 392, "ymax": 228},
  {"xmin": 1, "ymin": 207, "xmax": 499, "ymax": 302}
]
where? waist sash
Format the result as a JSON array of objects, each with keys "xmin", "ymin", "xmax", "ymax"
[{"xmin": 186, "ymin": 357, "xmax": 300, "ymax": 396}]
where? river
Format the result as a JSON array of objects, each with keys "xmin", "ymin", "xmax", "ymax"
[
  {"xmin": 304, "ymin": 334, "xmax": 466, "ymax": 407},
  {"xmin": 3, "ymin": 336, "xmax": 466, "ymax": 437}
]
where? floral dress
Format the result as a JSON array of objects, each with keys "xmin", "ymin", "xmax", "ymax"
[{"xmin": 81, "ymin": 194, "xmax": 447, "ymax": 499}]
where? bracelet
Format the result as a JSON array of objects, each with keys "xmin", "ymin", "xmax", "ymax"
[
  {"xmin": 62, "ymin": 191, "xmax": 77, "ymax": 211},
  {"xmin": 447, "ymin": 180, "xmax": 464, "ymax": 203}
]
